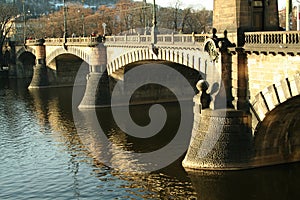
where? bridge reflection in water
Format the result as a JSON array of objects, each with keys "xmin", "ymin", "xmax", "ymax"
[{"xmin": 0, "ymin": 79, "xmax": 292, "ymax": 199}]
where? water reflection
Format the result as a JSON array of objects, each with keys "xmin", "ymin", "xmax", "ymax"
[
  {"xmin": 1, "ymin": 79, "xmax": 300, "ymax": 199},
  {"xmin": 27, "ymin": 82, "xmax": 197, "ymax": 199}
]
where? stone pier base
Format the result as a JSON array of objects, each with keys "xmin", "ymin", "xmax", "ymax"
[
  {"xmin": 182, "ymin": 108, "xmax": 253, "ymax": 170},
  {"xmin": 78, "ymin": 72, "xmax": 111, "ymax": 109},
  {"xmin": 28, "ymin": 64, "xmax": 49, "ymax": 88}
]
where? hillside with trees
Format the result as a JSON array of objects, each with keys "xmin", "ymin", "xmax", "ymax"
[{"xmin": 24, "ymin": 0, "xmax": 212, "ymax": 38}]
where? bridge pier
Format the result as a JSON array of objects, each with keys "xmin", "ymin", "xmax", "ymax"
[
  {"xmin": 28, "ymin": 39, "xmax": 49, "ymax": 89},
  {"xmin": 78, "ymin": 68, "xmax": 111, "ymax": 109},
  {"xmin": 183, "ymin": 44, "xmax": 253, "ymax": 170},
  {"xmin": 182, "ymin": 99, "xmax": 253, "ymax": 170},
  {"xmin": 79, "ymin": 45, "xmax": 111, "ymax": 108}
]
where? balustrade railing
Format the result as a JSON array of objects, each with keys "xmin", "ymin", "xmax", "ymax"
[
  {"xmin": 104, "ymin": 35, "xmax": 152, "ymax": 44},
  {"xmin": 26, "ymin": 36, "xmax": 101, "ymax": 46},
  {"xmin": 105, "ymin": 33, "xmax": 210, "ymax": 45},
  {"xmin": 26, "ymin": 33, "xmax": 212, "ymax": 46},
  {"xmin": 244, "ymin": 31, "xmax": 300, "ymax": 47}
]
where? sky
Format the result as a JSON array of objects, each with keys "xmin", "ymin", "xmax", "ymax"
[{"xmin": 134, "ymin": 0, "xmax": 292, "ymax": 10}]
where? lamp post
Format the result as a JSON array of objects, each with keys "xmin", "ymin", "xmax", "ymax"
[
  {"xmin": 22, "ymin": 0, "xmax": 26, "ymax": 44},
  {"xmin": 78, "ymin": 9, "xmax": 85, "ymax": 36},
  {"xmin": 63, "ymin": 0, "xmax": 68, "ymax": 43},
  {"xmin": 151, "ymin": 0, "xmax": 157, "ymax": 43},
  {"xmin": 102, "ymin": 23, "xmax": 106, "ymax": 36},
  {"xmin": 286, "ymin": 0, "xmax": 292, "ymax": 31},
  {"xmin": 81, "ymin": 0, "xmax": 85, "ymax": 36},
  {"xmin": 143, "ymin": 0, "xmax": 147, "ymax": 35}
]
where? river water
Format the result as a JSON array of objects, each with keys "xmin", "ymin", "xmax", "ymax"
[{"xmin": 0, "ymin": 78, "xmax": 300, "ymax": 200}]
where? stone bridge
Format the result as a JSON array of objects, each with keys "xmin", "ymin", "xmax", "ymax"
[{"xmin": 10, "ymin": 0, "xmax": 300, "ymax": 170}]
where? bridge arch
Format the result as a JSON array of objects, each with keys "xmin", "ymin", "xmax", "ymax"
[
  {"xmin": 108, "ymin": 59, "xmax": 203, "ymax": 106},
  {"xmin": 107, "ymin": 48, "xmax": 155, "ymax": 75},
  {"xmin": 16, "ymin": 46, "xmax": 35, "ymax": 59},
  {"xmin": 46, "ymin": 46, "xmax": 90, "ymax": 66},
  {"xmin": 250, "ymin": 74, "xmax": 300, "ymax": 132},
  {"xmin": 252, "ymin": 92, "xmax": 300, "ymax": 166},
  {"xmin": 107, "ymin": 47, "xmax": 206, "ymax": 76},
  {"xmin": 15, "ymin": 46, "xmax": 36, "ymax": 78}
]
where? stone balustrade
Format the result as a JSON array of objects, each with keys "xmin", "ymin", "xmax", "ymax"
[
  {"xmin": 244, "ymin": 31, "xmax": 300, "ymax": 47},
  {"xmin": 26, "ymin": 36, "xmax": 101, "ymax": 46},
  {"xmin": 105, "ymin": 34, "xmax": 152, "ymax": 43},
  {"xmin": 104, "ymin": 33, "xmax": 210, "ymax": 45},
  {"xmin": 25, "ymin": 33, "xmax": 212, "ymax": 47},
  {"xmin": 243, "ymin": 31, "xmax": 300, "ymax": 55}
]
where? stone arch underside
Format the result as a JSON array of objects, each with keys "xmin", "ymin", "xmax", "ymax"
[
  {"xmin": 107, "ymin": 47, "xmax": 212, "ymax": 76},
  {"xmin": 107, "ymin": 47, "xmax": 222, "ymax": 99},
  {"xmin": 16, "ymin": 48, "xmax": 36, "ymax": 78},
  {"xmin": 16, "ymin": 46, "xmax": 35, "ymax": 59},
  {"xmin": 50, "ymin": 53, "xmax": 89, "ymax": 86},
  {"xmin": 250, "ymin": 74, "xmax": 300, "ymax": 132},
  {"xmin": 46, "ymin": 46, "xmax": 90, "ymax": 66},
  {"xmin": 251, "ymin": 74, "xmax": 300, "ymax": 167},
  {"xmin": 106, "ymin": 45, "xmax": 220, "ymax": 106},
  {"xmin": 108, "ymin": 60, "xmax": 203, "ymax": 106},
  {"xmin": 253, "ymin": 95, "xmax": 300, "ymax": 167}
]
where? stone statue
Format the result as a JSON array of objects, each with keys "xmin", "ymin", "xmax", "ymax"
[{"xmin": 196, "ymin": 80, "xmax": 211, "ymax": 109}]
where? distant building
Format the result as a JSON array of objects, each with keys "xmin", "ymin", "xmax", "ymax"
[
  {"xmin": 279, "ymin": 6, "xmax": 298, "ymax": 30},
  {"xmin": 7, "ymin": 15, "xmax": 25, "ymax": 44}
]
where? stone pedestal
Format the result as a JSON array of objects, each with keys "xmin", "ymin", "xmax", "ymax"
[
  {"xmin": 182, "ymin": 95, "xmax": 253, "ymax": 170},
  {"xmin": 78, "ymin": 71, "xmax": 111, "ymax": 108}
]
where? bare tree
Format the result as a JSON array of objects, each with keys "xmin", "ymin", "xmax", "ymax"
[
  {"xmin": 0, "ymin": 4, "xmax": 19, "ymax": 68},
  {"xmin": 24, "ymin": 0, "xmax": 212, "ymax": 38},
  {"xmin": 28, "ymin": 3, "xmax": 93, "ymax": 38}
]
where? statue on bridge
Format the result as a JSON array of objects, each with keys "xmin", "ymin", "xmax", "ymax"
[{"xmin": 196, "ymin": 80, "xmax": 211, "ymax": 110}]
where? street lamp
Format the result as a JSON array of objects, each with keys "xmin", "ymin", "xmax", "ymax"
[
  {"xmin": 63, "ymin": 0, "xmax": 68, "ymax": 43},
  {"xmin": 81, "ymin": 0, "xmax": 85, "ymax": 36},
  {"xmin": 22, "ymin": 0, "xmax": 26, "ymax": 44},
  {"xmin": 78, "ymin": 9, "xmax": 85, "ymax": 36},
  {"xmin": 102, "ymin": 23, "xmax": 106, "ymax": 36},
  {"xmin": 143, "ymin": 0, "xmax": 147, "ymax": 35},
  {"xmin": 151, "ymin": 0, "xmax": 157, "ymax": 43}
]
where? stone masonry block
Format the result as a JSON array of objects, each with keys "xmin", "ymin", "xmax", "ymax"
[
  {"xmin": 281, "ymin": 78, "xmax": 292, "ymax": 99},
  {"xmin": 261, "ymin": 85, "xmax": 279, "ymax": 111},
  {"xmin": 289, "ymin": 77, "xmax": 299, "ymax": 97},
  {"xmin": 274, "ymin": 80, "xmax": 289, "ymax": 103},
  {"xmin": 252, "ymin": 93, "xmax": 269, "ymax": 121}
]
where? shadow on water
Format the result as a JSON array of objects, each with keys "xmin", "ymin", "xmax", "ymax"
[{"xmin": 187, "ymin": 162, "xmax": 300, "ymax": 200}]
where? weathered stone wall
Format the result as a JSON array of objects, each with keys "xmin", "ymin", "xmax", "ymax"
[
  {"xmin": 213, "ymin": 0, "xmax": 279, "ymax": 33},
  {"xmin": 230, "ymin": 52, "xmax": 300, "ymax": 109},
  {"xmin": 213, "ymin": 0, "xmax": 238, "ymax": 33},
  {"xmin": 246, "ymin": 54, "xmax": 300, "ymax": 101}
]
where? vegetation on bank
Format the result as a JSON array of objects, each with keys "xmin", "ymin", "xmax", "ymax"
[{"xmin": 25, "ymin": 0, "xmax": 212, "ymax": 38}]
